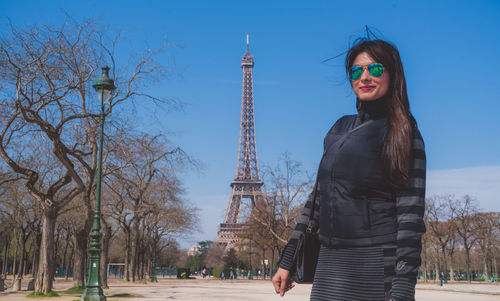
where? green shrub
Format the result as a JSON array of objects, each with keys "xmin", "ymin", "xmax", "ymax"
[
  {"xmin": 176, "ymin": 267, "xmax": 191, "ymax": 279},
  {"xmin": 66, "ymin": 286, "xmax": 84, "ymax": 293},
  {"xmin": 109, "ymin": 293, "xmax": 132, "ymax": 297},
  {"xmin": 212, "ymin": 267, "xmax": 224, "ymax": 279},
  {"xmin": 27, "ymin": 291, "xmax": 60, "ymax": 297},
  {"xmin": 213, "ymin": 267, "xmax": 234, "ymax": 279}
]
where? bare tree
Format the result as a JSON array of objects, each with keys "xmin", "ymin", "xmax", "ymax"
[
  {"xmin": 105, "ymin": 179, "xmax": 134, "ymax": 281},
  {"xmin": 426, "ymin": 194, "xmax": 456, "ymax": 283},
  {"xmin": 205, "ymin": 244, "xmax": 225, "ymax": 269},
  {"xmin": 140, "ymin": 184, "xmax": 197, "ymax": 279},
  {"xmin": 446, "ymin": 225, "xmax": 458, "ymax": 281},
  {"xmin": 160, "ymin": 240, "xmax": 187, "ymax": 268},
  {"xmin": 105, "ymin": 133, "xmax": 196, "ymax": 281},
  {"xmin": 0, "ymin": 180, "xmax": 41, "ymax": 282},
  {"xmin": 99, "ymin": 213, "xmax": 113, "ymax": 288},
  {"xmin": 450, "ymin": 195, "xmax": 480, "ymax": 283},
  {"xmin": 475, "ymin": 212, "xmax": 500, "ymax": 282},
  {"xmin": 248, "ymin": 153, "xmax": 312, "ymax": 269},
  {"xmin": 0, "ymin": 17, "xmax": 177, "ymax": 293},
  {"xmin": 238, "ymin": 210, "xmax": 273, "ymax": 275}
]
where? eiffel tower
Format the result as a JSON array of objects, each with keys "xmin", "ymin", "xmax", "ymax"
[{"xmin": 215, "ymin": 35, "xmax": 264, "ymax": 251}]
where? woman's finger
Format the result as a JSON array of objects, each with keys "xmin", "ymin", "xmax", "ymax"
[{"xmin": 272, "ymin": 278, "xmax": 281, "ymax": 294}]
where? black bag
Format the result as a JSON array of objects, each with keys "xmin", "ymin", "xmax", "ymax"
[
  {"xmin": 290, "ymin": 172, "xmax": 321, "ymax": 284},
  {"xmin": 290, "ymin": 224, "xmax": 320, "ymax": 283}
]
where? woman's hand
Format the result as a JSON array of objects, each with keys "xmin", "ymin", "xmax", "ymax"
[{"xmin": 272, "ymin": 267, "xmax": 295, "ymax": 296}]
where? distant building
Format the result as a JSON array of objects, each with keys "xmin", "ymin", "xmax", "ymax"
[{"xmin": 187, "ymin": 245, "xmax": 201, "ymax": 256}]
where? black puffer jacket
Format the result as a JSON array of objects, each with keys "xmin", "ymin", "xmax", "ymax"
[
  {"xmin": 318, "ymin": 101, "xmax": 397, "ymax": 247},
  {"xmin": 278, "ymin": 97, "xmax": 426, "ymax": 301}
]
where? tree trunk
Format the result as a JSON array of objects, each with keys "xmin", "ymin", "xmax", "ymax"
[
  {"xmin": 441, "ymin": 247, "xmax": 448, "ymax": 283},
  {"xmin": 72, "ymin": 228, "xmax": 88, "ymax": 287},
  {"xmin": 54, "ymin": 231, "xmax": 61, "ymax": 269},
  {"xmin": 422, "ymin": 240, "xmax": 428, "ymax": 282},
  {"xmin": 32, "ymin": 231, "xmax": 42, "ymax": 280},
  {"xmin": 17, "ymin": 233, "xmax": 27, "ymax": 279},
  {"xmin": 124, "ymin": 230, "xmax": 130, "ymax": 282},
  {"xmin": 261, "ymin": 248, "xmax": 265, "ymax": 279},
  {"xmin": 61, "ymin": 232, "xmax": 70, "ymax": 281},
  {"xmin": 269, "ymin": 248, "xmax": 276, "ymax": 278},
  {"xmin": 31, "ymin": 247, "xmax": 37, "ymax": 278},
  {"xmin": 65, "ymin": 247, "xmax": 73, "ymax": 280},
  {"xmin": 100, "ymin": 222, "xmax": 111, "ymax": 289},
  {"xmin": 131, "ymin": 219, "xmax": 139, "ymax": 282},
  {"xmin": 494, "ymin": 255, "xmax": 498, "ymax": 279},
  {"xmin": 434, "ymin": 260, "xmax": 439, "ymax": 283},
  {"xmin": 23, "ymin": 254, "xmax": 29, "ymax": 276},
  {"xmin": 140, "ymin": 243, "xmax": 146, "ymax": 280},
  {"xmin": 12, "ymin": 237, "xmax": 18, "ymax": 276},
  {"xmin": 2, "ymin": 237, "xmax": 9, "ymax": 278},
  {"xmin": 35, "ymin": 207, "xmax": 57, "ymax": 294},
  {"xmin": 449, "ymin": 256, "xmax": 455, "ymax": 282},
  {"xmin": 422, "ymin": 247, "xmax": 427, "ymax": 282},
  {"xmin": 465, "ymin": 247, "xmax": 471, "ymax": 283},
  {"xmin": 483, "ymin": 255, "xmax": 489, "ymax": 282}
]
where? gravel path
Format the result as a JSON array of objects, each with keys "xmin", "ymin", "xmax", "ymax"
[{"xmin": 1, "ymin": 277, "xmax": 499, "ymax": 300}]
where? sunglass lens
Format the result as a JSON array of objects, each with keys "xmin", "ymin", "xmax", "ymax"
[
  {"xmin": 368, "ymin": 63, "xmax": 383, "ymax": 77},
  {"xmin": 350, "ymin": 66, "xmax": 363, "ymax": 80}
]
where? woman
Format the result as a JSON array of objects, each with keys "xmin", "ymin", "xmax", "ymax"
[{"xmin": 272, "ymin": 39, "xmax": 426, "ymax": 301}]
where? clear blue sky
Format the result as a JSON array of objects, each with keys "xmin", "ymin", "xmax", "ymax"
[{"xmin": 2, "ymin": 0, "xmax": 499, "ymax": 248}]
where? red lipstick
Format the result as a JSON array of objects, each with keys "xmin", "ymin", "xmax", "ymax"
[{"xmin": 360, "ymin": 85, "xmax": 375, "ymax": 92}]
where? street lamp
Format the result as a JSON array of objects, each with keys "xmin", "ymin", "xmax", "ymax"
[{"xmin": 81, "ymin": 66, "xmax": 116, "ymax": 301}]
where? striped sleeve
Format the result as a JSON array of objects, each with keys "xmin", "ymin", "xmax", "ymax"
[
  {"xmin": 277, "ymin": 188, "xmax": 320, "ymax": 271},
  {"xmin": 391, "ymin": 129, "xmax": 426, "ymax": 301}
]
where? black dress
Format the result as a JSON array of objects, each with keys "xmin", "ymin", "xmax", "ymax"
[{"xmin": 310, "ymin": 245, "xmax": 394, "ymax": 301}]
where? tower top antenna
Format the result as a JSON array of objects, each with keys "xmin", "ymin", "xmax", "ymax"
[{"xmin": 246, "ymin": 34, "xmax": 249, "ymax": 52}]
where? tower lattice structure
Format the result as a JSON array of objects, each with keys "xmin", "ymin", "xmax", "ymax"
[{"xmin": 216, "ymin": 35, "xmax": 264, "ymax": 250}]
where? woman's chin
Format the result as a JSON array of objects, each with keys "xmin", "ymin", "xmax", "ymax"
[{"xmin": 358, "ymin": 96, "xmax": 377, "ymax": 102}]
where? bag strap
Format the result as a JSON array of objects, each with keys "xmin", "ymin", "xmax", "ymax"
[{"xmin": 306, "ymin": 118, "xmax": 375, "ymax": 231}]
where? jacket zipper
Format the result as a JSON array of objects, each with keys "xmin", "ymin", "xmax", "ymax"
[
  {"xmin": 366, "ymin": 199, "xmax": 371, "ymax": 230},
  {"xmin": 326, "ymin": 119, "xmax": 375, "ymax": 235}
]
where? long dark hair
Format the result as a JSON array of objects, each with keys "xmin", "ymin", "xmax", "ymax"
[{"xmin": 345, "ymin": 39, "xmax": 415, "ymax": 187}]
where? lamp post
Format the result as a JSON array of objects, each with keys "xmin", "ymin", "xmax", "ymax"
[{"xmin": 81, "ymin": 66, "xmax": 116, "ymax": 301}]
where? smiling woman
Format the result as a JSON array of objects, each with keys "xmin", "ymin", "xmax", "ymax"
[{"xmin": 272, "ymin": 38, "xmax": 426, "ymax": 301}]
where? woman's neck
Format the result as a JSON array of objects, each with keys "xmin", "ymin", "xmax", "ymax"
[{"xmin": 357, "ymin": 95, "xmax": 390, "ymax": 121}]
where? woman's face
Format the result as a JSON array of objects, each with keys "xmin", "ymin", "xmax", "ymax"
[{"xmin": 350, "ymin": 52, "xmax": 390, "ymax": 101}]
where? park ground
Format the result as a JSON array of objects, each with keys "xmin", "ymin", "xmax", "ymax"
[{"xmin": 1, "ymin": 277, "xmax": 499, "ymax": 301}]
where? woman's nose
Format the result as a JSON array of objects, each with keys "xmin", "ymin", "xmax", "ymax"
[{"xmin": 359, "ymin": 69, "xmax": 371, "ymax": 81}]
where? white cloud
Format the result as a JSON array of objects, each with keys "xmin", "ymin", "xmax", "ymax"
[{"xmin": 427, "ymin": 165, "xmax": 500, "ymax": 212}]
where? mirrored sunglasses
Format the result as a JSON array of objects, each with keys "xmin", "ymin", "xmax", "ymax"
[{"xmin": 349, "ymin": 63, "xmax": 384, "ymax": 81}]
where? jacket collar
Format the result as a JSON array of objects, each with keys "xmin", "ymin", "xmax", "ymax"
[{"xmin": 356, "ymin": 95, "xmax": 390, "ymax": 123}]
